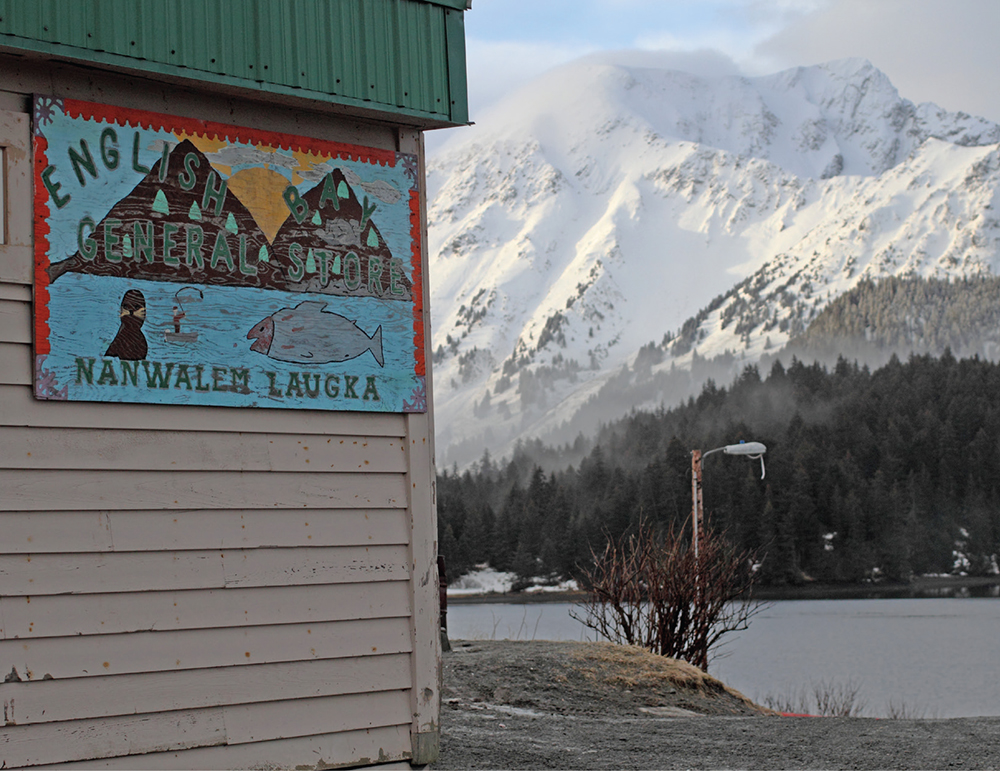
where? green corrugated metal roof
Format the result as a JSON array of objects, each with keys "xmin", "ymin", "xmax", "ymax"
[
  {"xmin": 420, "ymin": 0, "xmax": 469, "ymax": 9},
  {"xmin": 0, "ymin": 0, "xmax": 469, "ymax": 127}
]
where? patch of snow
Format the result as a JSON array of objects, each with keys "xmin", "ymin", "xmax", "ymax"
[
  {"xmin": 524, "ymin": 578, "xmax": 580, "ymax": 594},
  {"xmin": 447, "ymin": 566, "xmax": 516, "ymax": 596},
  {"xmin": 446, "ymin": 568, "xmax": 579, "ymax": 597}
]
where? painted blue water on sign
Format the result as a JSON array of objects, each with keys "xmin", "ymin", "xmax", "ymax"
[
  {"xmin": 446, "ymin": 597, "xmax": 1000, "ymax": 718},
  {"xmin": 44, "ymin": 273, "xmax": 419, "ymax": 410}
]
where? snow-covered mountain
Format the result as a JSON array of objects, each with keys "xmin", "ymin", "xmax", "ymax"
[{"xmin": 427, "ymin": 56, "xmax": 1000, "ymax": 466}]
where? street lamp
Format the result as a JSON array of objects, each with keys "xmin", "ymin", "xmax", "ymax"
[{"xmin": 690, "ymin": 441, "xmax": 766, "ymax": 559}]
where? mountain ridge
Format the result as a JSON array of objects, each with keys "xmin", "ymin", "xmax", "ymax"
[{"xmin": 427, "ymin": 56, "xmax": 1000, "ymax": 466}]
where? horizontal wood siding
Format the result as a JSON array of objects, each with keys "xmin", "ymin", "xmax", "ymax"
[
  {"xmin": 31, "ymin": 725, "xmax": 413, "ymax": 770},
  {"xmin": 2, "ymin": 653, "xmax": 413, "ymax": 725},
  {"xmin": 0, "ymin": 298, "xmax": 30, "ymax": 343},
  {"xmin": 2, "ymin": 427, "xmax": 408, "ymax": 472},
  {"xmin": 0, "ymin": 545, "xmax": 411, "ymax": 595},
  {"xmin": 0, "ymin": 509, "xmax": 410, "ymax": 554},
  {"xmin": 0, "ymin": 244, "xmax": 32, "ymax": 284},
  {"xmin": 2, "ymin": 690, "xmax": 413, "ymax": 768},
  {"xmin": 0, "ymin": 283, "xmax": 31, "ymax": 301},
  {"xmin": 0, "ymin": 581, "xmax": 412, "ymax": 639},
  {"xmin": 0, "ymin": 341, "xmax": 31, "ymax": 384},
  {"xmin": 0, "ymin": 469, "xmax": 407, "ymax": 510},
  {"xmin": 0, "ymin": 383, "xmax": 406, "ymax": 434},
  {"xmin": 0, "ymin": 84, "xmax": 429, "ymax": 766},
  {"xmin": 0, "ymin": 618, "xmax": 413, "ymax": 680}
]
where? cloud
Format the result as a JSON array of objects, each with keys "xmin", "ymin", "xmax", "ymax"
[
  {"xmin": 426, "ymin": 38, "xmax": 597, "ymax": 152},
  {"xmin": 577, "ymin": 48, "xmax": 742, "ymax": 79},
  {"xmin": 754, "ymin": 0, "xmax": 1000, "ymax": 122},
  {"xmin": 453, "ymin": 0, "xmax": 817, "ymax": 124},
  {"xmin": 465, "ymin": 39, "xmax": 598, "ymax": 118},
  {"xmin": 635, "ymin": 1, "xmax": 821, "ymax": 64},
  {"xmin": 426, "ymin": 0, "xmax": 1000, "ymax": 154}
]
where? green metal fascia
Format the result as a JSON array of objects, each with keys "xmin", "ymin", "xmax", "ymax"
[
  {"xmin": 416, "ymin": 0, "xmax": 468, "ymax": 9},
  {"xmin": 0, "ymin": 0, "xmax": 469, "ymax": 127}
]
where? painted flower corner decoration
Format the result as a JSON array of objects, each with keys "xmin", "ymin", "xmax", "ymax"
[
  {"xmin": 402, "ymin": 378, "xmax": 427, "ymax": 413},
  {"xmin": 34, "ymin": 355, "xmax": 69, "ymax": 400},
  {"xmin": 33, "ymin": 95, "xmax": 63, "ymax": 136}
]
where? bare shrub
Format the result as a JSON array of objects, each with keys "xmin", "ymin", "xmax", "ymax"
[
  {"xmin": 762, "ymin": 679, "xmax": 867, "ymax": 717},
  {"xmin": 884, "ymin": 698, "xmax": 928, "ymax": 720},
  {"xmin": 812, "ymin": 678, "xmax": 867, "ymax": 717},
  {"xmin": 761, "ymin": 687, "xmax": 811, "ymax": 715},
  {"xmin": 572, "ymin": 521, "xmax": 761, "ymax": 671}
]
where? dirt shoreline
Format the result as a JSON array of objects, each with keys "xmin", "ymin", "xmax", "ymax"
[{"xmin": 432, "ymin": 639, "xmax": 1000, "ymax": 770}]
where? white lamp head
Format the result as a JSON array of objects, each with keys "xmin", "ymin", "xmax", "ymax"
[{"xmin": 723, "ymin": 441, "xmax": 766, "ymax": 456}]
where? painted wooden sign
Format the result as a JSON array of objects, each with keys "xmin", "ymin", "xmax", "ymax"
[{"xmin": 32, "ymin": 96, "xmax": 427, "ymax": 412}]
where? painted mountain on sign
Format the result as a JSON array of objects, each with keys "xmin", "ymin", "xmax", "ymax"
[
  {"xmin": 46, "ymin": 138, "xmax": 413, "ymax": 304},
  {"xmin": 47, "ymin": 139, "xmax": 284, "ymax": 289},
  {"xmin": 270, "ymin": 167, "xmax": 412, "ymax": 301}
]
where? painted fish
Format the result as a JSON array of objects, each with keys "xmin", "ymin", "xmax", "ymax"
[{"xmin": 247, "ymin": 301, "xmax": 384, "ymax": 366}]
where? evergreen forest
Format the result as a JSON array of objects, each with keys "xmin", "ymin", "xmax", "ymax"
[
  {"xmin": 775, "ymin": 274, "xmax": 1000, "ymax": 367},
  {"xmin": 437, "ymin": 352, "xmax": 1000, "ymax": 588}
]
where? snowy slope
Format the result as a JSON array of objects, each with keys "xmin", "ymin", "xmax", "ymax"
[{"xmin": 426, "ymin": 57, "xmax": 1000, "ymax": 465}]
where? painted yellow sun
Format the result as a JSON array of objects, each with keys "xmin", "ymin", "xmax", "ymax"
[
  {"xmin": 226, "ymin": 167, "xmax": 293, "ymax": 243},
  {"xmin": 172, "ymin": 133, "xmax": 335, "ymax": 243}
]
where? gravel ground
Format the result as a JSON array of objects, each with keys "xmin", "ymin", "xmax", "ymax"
[{"xmin": 432, "ymin": 640, "xmax": 1000, "ymax": 770}]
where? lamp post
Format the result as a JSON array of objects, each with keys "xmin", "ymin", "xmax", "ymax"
[{"xmin": 690, "ymin": 441, "xmax": 766, "ymax": 559}]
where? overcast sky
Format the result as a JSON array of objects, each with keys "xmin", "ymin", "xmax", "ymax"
[{"xmin": 434, "ymin": 0, "xmax": 1000, "ymax": 145}]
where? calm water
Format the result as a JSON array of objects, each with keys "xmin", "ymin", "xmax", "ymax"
[{"xmin": 446, "ymin": 597, "xmax": 1000, "ymax": 718}]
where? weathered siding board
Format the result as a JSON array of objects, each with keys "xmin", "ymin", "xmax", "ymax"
[
  {"xmin": 0, "ymin": 246, "xmax": 31, "ymax": 283},
  {"xmin": 1, "ymin": 581, "xmax": 411, "ymax": 639},
  {"xmin": 30, "ymin": 725, "xmax": 412, "ymax": 770},
  {"xmin": 0, "ymin": 64, "xmax": 401, "ymax": 158},
  {"xmin": 2, "ymin": 653, "xmax": 412, "ymax": 725},
  {"xmin": 0, "ymin": 384, "xmax": 408, "ymax": 435},
  {"xmin": 0, "ymin": 510, "xmax": 111, "ymax": 554},
  {"xmin": 0, "ymin": 708, "xmax": 227, "ymax": 769},
  {"xmin": 0, "ymin": 298, "xmax": 30, "ymax": 343},
  {"xmin": 0, "ymin": 341, "xmax": 30, "ymax": 384},
  {"xmin": 0, "ymin": 689, "xmax": 412, "ymax": 768},
  {"xmin": 222, "ymin": 689, "xmax": 411, "ymax": 746},
  {"xmin": 402, "ymin": 128, "xmax": 442, "ymax": 763},
  {"xmin": 0, "ymin": 109, "xmax": 31, "ymax": 253},
  {"xmin": 0, "ymin": 509, "xmax": 410, "ymax": 554},
  {"xmin": 405, "ymin": 414, "xmax": 442, "ymax": 761},
  {"xmin": 107, "ymin": 508, "xmax": 411, "ymax": 551},
  {"xmin": 0, "ymin": 470, "xmax": 407, "ymax": 511},
  {"xmin": 0, "ymin": 427, "xmax": 408, "ymax": 472},
  {"xmin": 0, "ymin": 617, "xmax": 413, "ymax": 679},
  {"xmin": 0, "ymin": 545, "xmax": 410, "ymax": 595},
  {"xmin": 0, "ymin": 283, "xmax": 30, "ymax": 301}
]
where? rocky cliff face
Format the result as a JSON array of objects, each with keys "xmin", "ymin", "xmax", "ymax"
[{"xmin": 427, "ymin": 57, "xmax": 1000, "ymax": 465}]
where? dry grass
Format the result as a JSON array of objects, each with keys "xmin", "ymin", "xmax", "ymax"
[{"xmin": 570, "ymin": 642, "xmax": 768, "ymax": 712}]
